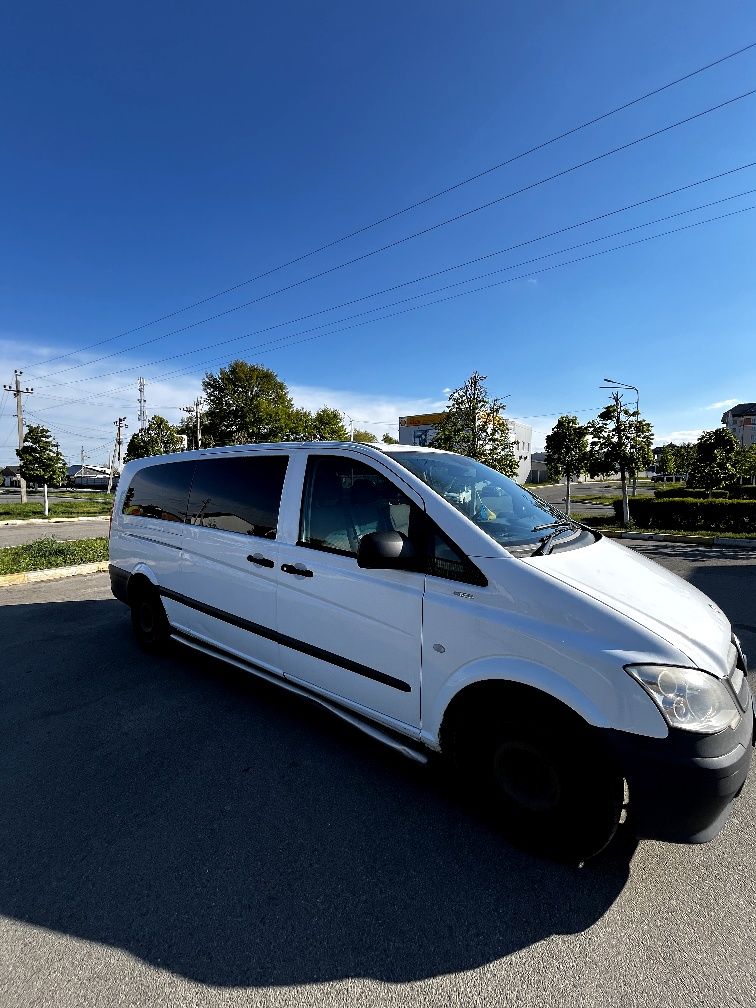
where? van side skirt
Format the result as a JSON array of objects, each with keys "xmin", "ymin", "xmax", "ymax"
[{"xmin": 171, "ymin": 628, "xmax": 428, "ymax": 764}]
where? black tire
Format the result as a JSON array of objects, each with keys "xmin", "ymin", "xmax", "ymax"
[
  {"xmin": 130, "ymin": 584, "xmax": 170, "ymax": 653},
  {"xmin": 453, "ymin": 713, "xmax": 624, "ymax": 862}
]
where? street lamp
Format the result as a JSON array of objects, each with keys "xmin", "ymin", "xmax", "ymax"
[{"xmin": 601, "ymin": 377, "xmax": 642, "ymax": 502}]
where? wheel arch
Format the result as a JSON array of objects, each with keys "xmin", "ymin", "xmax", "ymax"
[
  {"xmin": 125, "ymin": 563, "xmax": 160, "ymax": 603},
  {"xmin": 423, "ymin": 658, "xmax": 614, "ymax": 754}
]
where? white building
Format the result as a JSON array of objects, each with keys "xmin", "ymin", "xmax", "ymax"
[
  {"xmin": 398, "ymin": 412, "xmax": 533, "ymax": 484},
  {"xmin": 722, "ymin": 403, "xmax": 756, "ymax": 446}
]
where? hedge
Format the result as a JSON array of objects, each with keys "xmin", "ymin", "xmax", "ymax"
[
  {"xmin": 655, "ymin": 485, "xmax": 756, "ymax": 500},
  {"xmin": 655, "ymin": 487, "xmax": 729, "ymax": 499},
  {"xmin": 613, "ymin": 497, "xmax": 756, "ymax": 532}
]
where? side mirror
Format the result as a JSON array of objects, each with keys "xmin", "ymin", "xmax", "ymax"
[{"xmin": 357, "ymin": 531, "xmax": 417, "ymax": 570}]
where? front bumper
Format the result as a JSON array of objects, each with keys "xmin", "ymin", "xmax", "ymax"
[{"xmin": 601, "ymin": 682, "xmax": 754, "ymax": 844}]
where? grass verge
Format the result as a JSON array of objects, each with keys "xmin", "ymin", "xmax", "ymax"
[
  {"xmin": 0, "ymin": 499, "xmax": 112, "ymax": 520},
  {"xmin": 572, "ymin": 515, "xmax": 756, "ymax": 539},
  {"xmin": 0, "ymin": 537, "xmax": 109, "ymax": 575}
]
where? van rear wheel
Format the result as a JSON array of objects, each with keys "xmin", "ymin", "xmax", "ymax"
[
  {"xmin": 456, "ymin": 716, "xmax": 624, "ymax": 862},
  {"xmin": 130, "ymin": 584, "xmax": 170, "ymax": 653}
]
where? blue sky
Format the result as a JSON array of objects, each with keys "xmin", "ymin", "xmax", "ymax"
[{"xmin": 2, "ymin": 1, "xmax": 756, "ymax": 465}]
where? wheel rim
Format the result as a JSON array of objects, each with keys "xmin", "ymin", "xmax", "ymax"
[{"xmin": 493, "ymin": 740, "xmax": 561, "ymax": 813}]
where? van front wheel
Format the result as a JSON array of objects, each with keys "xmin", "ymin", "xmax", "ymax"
[
  {"xmin": 130, "ymin": 585, "xmax": 170, "ymax": 653},
  {"xmin": 462, "ymin": 718, "xmax": 623, "ymax": 861}
]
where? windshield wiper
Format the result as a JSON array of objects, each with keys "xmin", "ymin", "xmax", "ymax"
[
  {"xmin": 531, "ymin": 521, "xmax": 573, "ymax": 532},
  {"xmin": 531, "ymin": 521, "xmax": 574, "ymax": 556}
]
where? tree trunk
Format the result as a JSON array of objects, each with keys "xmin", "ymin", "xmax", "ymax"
[
  {"xmin": 620, "ymin": 466, "xmax": 630, "ymax": 526},
  {"xmin": 565, "ymin": 472, "xmax": 571, "ymax": 517},
  {"xmin": 43, "ymin": 483, "xmax": 49, "ymax": 517}
]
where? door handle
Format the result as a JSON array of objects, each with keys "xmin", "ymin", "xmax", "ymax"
[
  {"xmin": 281, "ymin": 563, "xmax": 314, "ymax": 577},
  {"xmin": 247, "ymin": 553, "xmax": 275, "ymax": 568}
]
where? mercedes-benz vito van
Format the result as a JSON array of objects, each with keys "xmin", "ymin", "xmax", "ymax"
[{"xmin": 109, "ymin": 442, "xmax": 754, "ymax": 859}]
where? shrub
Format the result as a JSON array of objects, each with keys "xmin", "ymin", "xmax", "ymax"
[
  {"xmin": 655, "ymin": 487, "xmax": 729, "ymax": 499},
  {"xmin": 725, "ymin": 485, "xmax": 756, "ymax": 499},
  {"xmin": 613, "ymin": 497, "xmax": 756, "ymax": 532}
]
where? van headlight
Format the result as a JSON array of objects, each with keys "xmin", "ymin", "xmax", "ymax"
[{"xmin": 625, "ymin": 664, "xmax": 740, "ymax": 734}]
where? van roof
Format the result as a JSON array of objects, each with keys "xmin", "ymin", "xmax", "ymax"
[{"xmin": 120, "ymin": 441, "xmax": 447, "ymax": 471}]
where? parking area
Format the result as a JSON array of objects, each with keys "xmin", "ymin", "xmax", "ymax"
[{"xmin": 0, "ymin": 543, "xmax": 754, "ymax": 1008}]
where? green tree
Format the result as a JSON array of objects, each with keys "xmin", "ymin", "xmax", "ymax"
[
  {"xmin": 124, "ymin": 415, "xmax": 185, "ymax": 462},
  {"xmin": 17, "ymin": 425, "xmax": 67, "ymax": 515},
  {"xmin": 672, "ymin": 442, "xmax": 697, "ymax": 479},
  {"xmin": 688, "ymin": 428, "xmax": 739, "ymax": 493},
  {"xmin": 544, "ymin": 415, "xmax": 588, "ymax": 516},
  {"xmin": 353, "ymin": 429, "xmax": 378, "ymax": 443},
  {"xmin": 381, "ymin": 432, "xmax": 400, "ymax": 444},
  {"xmin": 734, "ymin": 443, "xmax": 756, "ymax": 485},
  {"xmin": 430, "ymin": 371, "xmax": 518, "ymax": 477},
  {"xmin": 202, "ymin": 361, "xmax": 297, "ymax": 445},
  {"xmin": 289, "ymin": 406, "xmax": 349, "ymax": 442},
  {"xmin": 586, "ymin": 394, "xmax": 654, "ymax": 525},
  {"xmin": 655, "ymin": 442, "xmax": 677, "ymax": 477}
]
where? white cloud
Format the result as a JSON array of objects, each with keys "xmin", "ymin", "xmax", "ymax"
[
  {"xmin": 654, "ymin": 429, "xmax": 705, "ymax": 445},
  {"xmin": 288, "ymin": 384, "xmax": 446, "ymax": 437},
  {"xmin": 0, "ymin": 336, "xmax": 447, "ymax": 463},
  {"xmin": 704, "ymin": 398, "xmax": 740, "ymax": 410},
  {"xmin": 0, "ymin": 336, "xmax": 203, "ymax": 467}
]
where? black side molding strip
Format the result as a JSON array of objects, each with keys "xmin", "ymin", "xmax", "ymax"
[{"xmin": 159, "ymin": 585, "xmax": 411, "ymax": 693}]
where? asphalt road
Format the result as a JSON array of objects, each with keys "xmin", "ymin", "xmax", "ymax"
[
  {"xmin": 533, "ymin": 481, "xmax": 654, "ymax": 516},
  {"xmin": 1, "ymin": 543, "xmax": 755, "ymax": 1007},
  {"xmin": 0, "ymin": 517, "xmax": 109, "ymax": 549}
]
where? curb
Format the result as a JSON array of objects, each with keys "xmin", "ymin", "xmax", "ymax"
[
  {"xmin": 603, "ymin": 531, "xmax": 756, "ymax": 548},
  {"xmin": 0, "ymin": 516, "xmax": 110, "ymax": 527},
  {"xmin": 0, "ymin": 561, "xmax": 109, "ymax": 588}
]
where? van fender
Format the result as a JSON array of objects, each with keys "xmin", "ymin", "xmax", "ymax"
[
  {"xmin": 420, "ymin": 655, "xmax": 666, "ymax": 751},
  {"xmin": 127, "ymin": 562, "xmax": 161, "ymax": 594}
]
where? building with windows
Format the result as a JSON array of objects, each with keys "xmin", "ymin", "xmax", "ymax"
[
  {"xmin": 398, "ymin": 413, "xmax": 533, "ymax": 484},
  {"xmin": 722, "ymin": 403, "xmax": 756, "ymax": 446},
  {"xmin": 67, "ymin": 464, "xmax": 113, "ymax": 489}
]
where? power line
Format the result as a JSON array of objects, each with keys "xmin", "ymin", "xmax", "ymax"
[
  {"xmin": 32, "ymin": 48, "xmax": 756, "ymax": 371},
  {"xmin": 37, "ymin": 159, "xmax": 756, "ymax": 379},
  {"xmin": 29, "ymin": 190, "xmax": 756, "ymax": 394},
  {"xmin": 141, "ymin": 199, "xmax": 756, "ymax": 381}
]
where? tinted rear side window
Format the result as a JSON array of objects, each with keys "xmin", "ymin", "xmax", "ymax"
[
  {"xmin": 121, "ymin": 461, "xmax": 195, "ymax": 522},
  {"xmin": 186, "ymin": 455, "xmax": 288, "ymax": 537}
]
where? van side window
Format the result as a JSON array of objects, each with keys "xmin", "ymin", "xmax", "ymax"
[
  {"xmin": 425, "ymin": 524, "xmax": 487, "ymax": 587},
  {"xmin": 121, "ymin": 461, "xmax": 195, "ymax": 522},
  {"xmin": 186, "ymin": 455, "xmax": 288, "ymax": 537},
  {"xmin": 299, "ymin": 455, "xmax": 415, "ymax": 556}
]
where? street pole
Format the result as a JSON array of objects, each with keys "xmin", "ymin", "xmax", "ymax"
[
  {"xmin": 3, "ymin": 370, "xmax": 34, "ymax": 504},
  {"xmin": 604, "ymin": 378, "xmax": 640, "ymax": 494},
  {"xmin": 195, "ymin": 397, "xmax": 202, "ymax": 449},
  {"xmin": 612, "ymin": 391, "xmax": 630, "ymax": 526},
  {"xmin": 181, "ymin": 398, "xmax": 204, "ymax": 449},
  {"xmin": 107, "ymin": 417, "xmax": 127, "ymax": 494}
]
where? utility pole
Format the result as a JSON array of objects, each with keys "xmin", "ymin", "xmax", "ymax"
[
  {"xmin": 3, "ymin": 370, "xmax": 34, "ymax": 504},
  {"xmin": 107, "ymin": 417, "xmax": 128, "ymax": 494},
  {"xmin": 610, "ymin": 390, "xmax": 630, "ymax": 527},
  {"xmin": 181, "ymin": 398, "xmax": 204, "ymax": 449},
  {"xmin": 137, "ymin": 377, "xmax": 147, "ymax": 430}
]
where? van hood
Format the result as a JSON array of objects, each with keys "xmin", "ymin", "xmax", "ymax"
[{"xmin": 526, "ymin": 536, "xmax": 732, "ymax": 676}]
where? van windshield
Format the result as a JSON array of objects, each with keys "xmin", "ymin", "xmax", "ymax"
[{"xmin": 390, "ymin": 451, "xmax": 585, "ymax": 553}]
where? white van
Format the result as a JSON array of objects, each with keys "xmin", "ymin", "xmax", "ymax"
[{"xmin": 109, "ymin": 442, "xmax": 754, "ymax": 859}]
